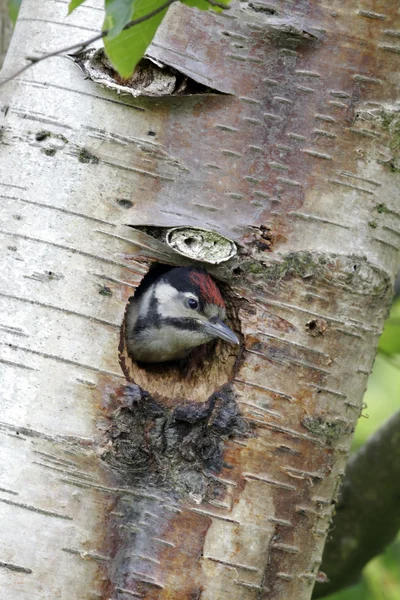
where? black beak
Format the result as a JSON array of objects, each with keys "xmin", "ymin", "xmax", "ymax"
[{"xmin": 203, "ymin": 318, "xmax": 240, "ymax": 345}]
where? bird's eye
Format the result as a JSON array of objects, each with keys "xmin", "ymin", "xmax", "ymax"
[{"xmin": 186, "ymin": 297, "xmax": 199, "ymax": 310}]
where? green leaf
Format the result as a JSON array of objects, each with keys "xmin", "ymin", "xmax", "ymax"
[
  {"xmin": 104, "ymin": 0, "xmax": 135, "ymax": 38},
  {"xmin": 68, "ymin": 0, "xmax": 87, "ymax": 14},
  {"xmin": 8, "ymin": 0, "xmax": 22, "ymax": 24},
  {"xmin": 181, "ymin": 0, "xmax": 231, "ymax": 12},
  {"xmin": 103, "ymin": 0, "xmax": 170, "ymax": 78}
]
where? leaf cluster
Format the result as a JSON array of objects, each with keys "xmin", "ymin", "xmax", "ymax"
[{"xmin": 68, "ymin": 0, "xmax": 231, "ymax": 77}]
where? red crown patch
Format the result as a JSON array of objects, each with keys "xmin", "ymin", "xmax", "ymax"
[{"xmin": 189, "ymin": 271, "xmax": 225, "ymax": 308}]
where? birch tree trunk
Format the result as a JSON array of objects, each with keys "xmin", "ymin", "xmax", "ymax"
[{"xmin": 1, "ymin": 1, "xmax": 399, "ymax": 600}]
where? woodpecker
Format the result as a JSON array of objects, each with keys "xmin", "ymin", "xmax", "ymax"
[{"xmin": 125, "ymin": 267, "xmax": 239, "ymax": 363}]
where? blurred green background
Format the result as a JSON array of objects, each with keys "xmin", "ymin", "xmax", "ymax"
[{"xmin": 326, "ymin": 296, "xmax": 400, "ymax": 600}]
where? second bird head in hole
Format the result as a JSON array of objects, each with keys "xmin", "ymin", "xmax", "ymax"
[{"xmin": 125, "ymin": 266, "xmax": 240, "ymax": 364}]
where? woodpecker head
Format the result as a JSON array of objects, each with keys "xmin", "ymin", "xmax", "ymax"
[{"xmin": 125, "ymin": 267, "xmax": 239, "ymax": 363}]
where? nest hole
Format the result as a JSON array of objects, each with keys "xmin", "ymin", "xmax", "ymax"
[{"xmin": 119, "ymin": 263, "xmax": 242, "ymax": 406}]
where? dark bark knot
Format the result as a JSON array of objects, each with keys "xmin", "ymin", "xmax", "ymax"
[
  {"xmin": 306, "ymin": 318, "xmax": 328, "ymax": 336},
  {"xmin": 101, "ymin": 384, "xmax": 251, "ymax": 502}
]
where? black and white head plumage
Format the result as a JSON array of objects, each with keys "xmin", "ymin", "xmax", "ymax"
[{"xmin": 125, "ymin": 267, "xmax": 238, "ymax": 363}]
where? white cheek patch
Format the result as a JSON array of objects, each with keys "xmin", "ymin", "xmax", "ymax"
[
  {"xmin": 137, "ymin": 287, "xmax": 153, "ymax": 319},
  {"xmin": 154, "ymin": 281, "xmax": 186, "ymax": 319},
  {"xmin": 125, "ymin": 287, "xmax": 153, "ymax": 335},
  {"xmin": 154, "ymin": 280, "xmax": 225, "ymax": 321}
]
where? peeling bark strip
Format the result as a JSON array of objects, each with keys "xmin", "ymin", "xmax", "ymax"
[
  {"xmin": 0, "ymin": 0, "xmax": 400, "ymax": 599},
  {"xmin": 74, "ymin": 49, "xmax": 229, "ymax": 98}
]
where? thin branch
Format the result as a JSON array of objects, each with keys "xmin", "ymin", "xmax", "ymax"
[
  {"xmin": 313, "ymin": 409, "xmax": 400, "ymax": 598},
  {"xmin": 0, "ymin": 0, "xmax": 230, "ymax": 88}
]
